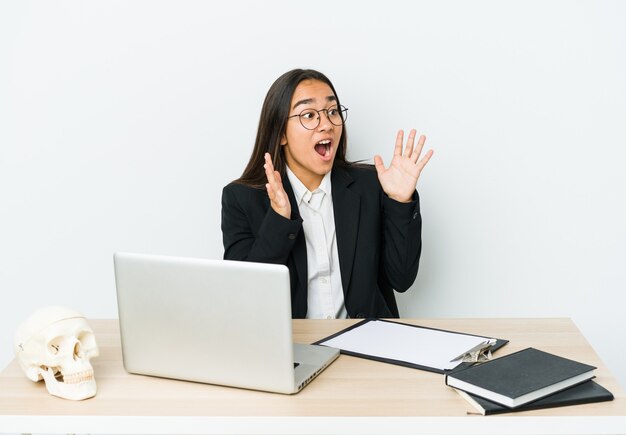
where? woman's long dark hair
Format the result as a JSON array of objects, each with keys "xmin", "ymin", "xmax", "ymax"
[{"xmin": 235, "ymin": 69, "xmax": 349, "ymax": 188}]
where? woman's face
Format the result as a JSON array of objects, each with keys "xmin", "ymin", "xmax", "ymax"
[{"xmin": 282, "ymin": 79, "xmax": 343, "ymax": 191}]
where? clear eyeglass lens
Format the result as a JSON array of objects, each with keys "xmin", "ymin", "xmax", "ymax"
[
  {"xmin": 300, "ymin": 110, "xmax": 319, "ymax": 129},
  {"xmin": 299, "ymin": 106, "xmax": 346, "ymax": 130}
]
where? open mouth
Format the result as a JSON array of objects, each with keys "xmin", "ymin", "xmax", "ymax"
[{"xmin": 314, "ymin": 139, "xmax": 331, "ymax": 158}]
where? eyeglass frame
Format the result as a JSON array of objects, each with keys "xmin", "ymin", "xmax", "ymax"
[{"xmin": 287, "ymin": 105, "xmax": 348, "ymax": 130}]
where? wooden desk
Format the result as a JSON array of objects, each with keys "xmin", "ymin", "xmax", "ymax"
[{"xmin": 1, "ymin": 318, "xmax": 625, "ymax": 434}]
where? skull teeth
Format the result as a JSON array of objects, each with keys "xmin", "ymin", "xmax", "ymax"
[{"xmin": 60, "ymin": 369, "xmax": 95, "ymax": 384}]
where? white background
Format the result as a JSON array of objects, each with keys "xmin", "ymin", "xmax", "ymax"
[{"xmin": 1, "ymin": 0, "xmax": 625, "ymax": 391}]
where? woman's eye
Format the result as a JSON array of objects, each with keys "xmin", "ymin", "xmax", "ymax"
[
  {"xmin": 328, "ymin": 108, "xmax": 339, "ymax": 116},
  {"xmin": 301, "ymin": 111, "xmax": 316, "ymax": 120}
]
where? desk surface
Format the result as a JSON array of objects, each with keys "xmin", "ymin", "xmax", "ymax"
[{"xmin": 1, "ymin": 318, "xmax": 625, "ymax": 434}]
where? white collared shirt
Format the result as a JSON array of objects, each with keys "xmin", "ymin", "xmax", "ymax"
[{"xmin": 286, "ymin": 167, "xmax": 347, "ymax": 319}]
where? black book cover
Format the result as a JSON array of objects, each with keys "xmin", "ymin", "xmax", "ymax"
[
  {"xmin": 445, "ymin": 347, "xmax": 596, "ymax": 407},
  {"xmin": 456, "ymin": 380, "xmax": 613, "ymax": 415}
]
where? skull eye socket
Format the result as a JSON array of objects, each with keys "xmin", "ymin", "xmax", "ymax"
[
  {"xmin": 73, "ymin": 341, "xmax": 83, "ymax": 359},
  {"xmin": 77, "ymin": 331, "xmax": 96, "ymax": 354},
  {"xmin": 47, "ymin": 337, "xmax": 64, "ymax": 355}
]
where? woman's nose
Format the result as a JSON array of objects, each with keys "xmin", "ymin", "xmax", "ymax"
[{"xmin": 317, "ymin": 111, "xmax": 333, "ymax": 131}]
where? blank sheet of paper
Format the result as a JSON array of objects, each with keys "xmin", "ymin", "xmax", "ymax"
[{"xmin": 319, "ymin": 320, "xmax": 491, "ymax": 371}]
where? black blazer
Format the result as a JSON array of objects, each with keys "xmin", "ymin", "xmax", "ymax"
[{"xmin": 221, "ymin": 164, "xmax": 422, "ymax": 319}]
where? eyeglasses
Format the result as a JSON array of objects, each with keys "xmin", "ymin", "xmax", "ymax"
[{"xmin": 287, "ymin": 105, "xmax": 348, "ymax": 130}]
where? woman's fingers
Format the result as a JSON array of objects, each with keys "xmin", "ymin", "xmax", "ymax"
[
  {"xmin": 263, "ymin": 153, "xmax": 291, "ymax": 218},
  {"xmin": 394, "ymin": 130, "xmax": 404, "ymax": 156},
  {"xmin": 265, "ymin": 183, "xmax": 275, "ymax": 200},
  {"xmin": 416, "ymin": 149, "xmax": 434, "ymax": 172},
  {"xmin": 272, "ymin": 171, "xmax": 285, "ymax": 204},
  {"xmin": 264, "ymin": 153, "xmax": 274, "ymax": 180},
  {"xmin": 394, "ymin": 130, "xmax": 425, "ymax": 162},
  {"xmin": 264, "ymin": 153, "xmax": 280, "ymax": 200},
  {"xmin": 264, "ymin": 153, "xmax": 281, "ymax": 192},
  {"xmin": 404, "ymin": 129, "xmax": 416, "ymax": 158},
  {"xmin": 410, "ymin": 134, "xmax": 426, "ymax": 163}
]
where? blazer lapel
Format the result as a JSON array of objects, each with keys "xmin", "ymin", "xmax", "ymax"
[
  {"xmin": 283, "ymin": 177, "xmax": 308, "ymax": 294},
  {"xmin": 331, "ymin": 166, "xmax": 360, "ymax": 295}
]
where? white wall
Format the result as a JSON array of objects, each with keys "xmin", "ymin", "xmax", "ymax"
[{"xmin": 1, "ymin": 0, "xmax": 625, "ymax": 389}]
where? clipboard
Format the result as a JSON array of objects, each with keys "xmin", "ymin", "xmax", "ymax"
[{"xmin": 314, "ymin": 319, "xmax": 508, "ymax": 374}]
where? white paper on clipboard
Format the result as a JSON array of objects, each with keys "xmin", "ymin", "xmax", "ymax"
[{"xmin": 318, "ymin": 320, "xmax": 492, "ymax": 371}]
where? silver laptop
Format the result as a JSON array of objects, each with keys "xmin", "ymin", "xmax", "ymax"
[{"xmin": 113, "ymin": 252, "xmax": 339, "ymax": 394}]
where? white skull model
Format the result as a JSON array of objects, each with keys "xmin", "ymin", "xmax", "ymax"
[{"xmin": 14, "ymin": 306, "xmax": 99, "ymax": 400}]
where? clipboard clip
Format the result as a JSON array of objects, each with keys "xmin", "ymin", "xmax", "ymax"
[{"xmin": 450, "ymin": 338, "xmax": 497, "ymax": 363}]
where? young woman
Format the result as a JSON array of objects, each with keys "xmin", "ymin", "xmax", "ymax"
[{"xmin": 221, "ymin": 69, "xmax": 433, "ymax": 319}]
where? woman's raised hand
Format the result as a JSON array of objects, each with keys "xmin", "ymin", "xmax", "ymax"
[
  {"xmin": 264, "ymin": 153, "xmax": 291, "ymax": 219},
  {"xmin": 374, "ymin": 129, "xmax": 433, "ymax": 203}
]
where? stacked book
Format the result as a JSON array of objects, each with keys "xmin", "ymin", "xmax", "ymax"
[{"xmin": 445, "ymin": 347, "xmax": 614, "ymax": 415}]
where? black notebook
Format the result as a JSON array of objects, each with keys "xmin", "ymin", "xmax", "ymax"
[
  {"xmin": 445, "ymin": 347, "xmax": 596, "ymax": 408},
  {"xmin": 454, "ymin": 380, "xmax": 613, "ymax": 415}
]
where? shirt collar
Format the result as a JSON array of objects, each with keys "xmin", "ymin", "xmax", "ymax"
[{"xmin": 286, "ymin": 167, "xmax": 332, "ymax": 206}]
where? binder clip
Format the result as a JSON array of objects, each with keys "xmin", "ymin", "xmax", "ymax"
[{"xmin": 450, "ymin": 339, "xmax": 497, "ymax": 363}]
